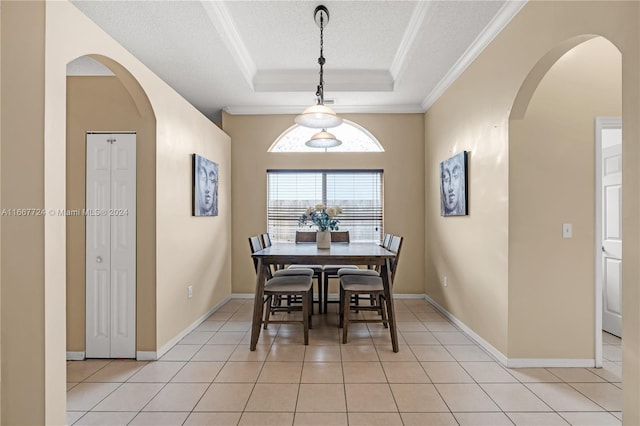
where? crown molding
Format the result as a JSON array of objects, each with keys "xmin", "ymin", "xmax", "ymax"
[
  {"xmin": 253, "ymin": 69, "xmax": 393, "ymax": 92},
  {"xmin": 223, "ymin": 104, "xmax": 425, "ymax": 115},
  {"xmin": 389, "ymin": 1, "xmax": 432, "ymax": 81},
  {"xmin": 201, "ymin": 0, "xmax": 256, "ymax": 89},
  {"xmin": 421, "ymin": 0, "xmax": 527, "ymax": 111}
]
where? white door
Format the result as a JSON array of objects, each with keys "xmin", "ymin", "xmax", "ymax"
[
  {"xmin": 86, "ymin": 133, "xmax": 136, "ymax": 358},
  {"xmin": 601, "ymin": 121, "xmax": 622, "ymax": 338}
]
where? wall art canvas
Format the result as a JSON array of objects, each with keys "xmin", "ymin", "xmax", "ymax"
[
  {"xmin": 193, "ymin": 153, "xmax": 218, "ymax": 216},
  {"xmin": 440, "ymin": 151, "xmax": 468, "ymax": 216}
]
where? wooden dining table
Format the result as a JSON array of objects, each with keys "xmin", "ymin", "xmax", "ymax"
[{"xmin": 250, "ymin": 242, "xmax": 399, "ymax": 352}]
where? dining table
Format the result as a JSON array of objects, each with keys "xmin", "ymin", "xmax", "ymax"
[{"xmin": 250, "ymin": 242, "xmax": 400, "ymax": 352}]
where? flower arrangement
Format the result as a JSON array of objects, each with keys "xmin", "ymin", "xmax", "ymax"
[{"xmin": 298, "ymin": 204, "xmax": 342, "ymax": 232}]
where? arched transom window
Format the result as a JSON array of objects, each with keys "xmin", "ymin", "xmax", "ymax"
[{"xmin": 268, "ymin": 120, "xmax": 384, "ymax": 152}]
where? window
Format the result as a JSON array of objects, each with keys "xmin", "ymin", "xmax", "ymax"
[
  {"xmin": 267, "ymin": 170, "xmax": 383, "ymax": 242},
  {"xmin": 268, "ymin": 120, "xmax": 384, "ymax": 152}
]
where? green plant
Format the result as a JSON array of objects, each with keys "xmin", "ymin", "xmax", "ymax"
[{"xmin": 298, "ymin": 204, "xmax": 342, "ymax": 232}]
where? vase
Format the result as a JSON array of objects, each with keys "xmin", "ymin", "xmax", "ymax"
[{"xmin": 316, "ymin": 230, "xmax": 331, "ymax": 249}]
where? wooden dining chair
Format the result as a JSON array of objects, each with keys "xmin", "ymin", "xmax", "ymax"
[
  {"xmin": 339, "ymin": 235, "xmax": 404, "ymax": 344},
  {"xmin": 321, "ymin": 231, "xmax": 359, "ymax": 313},
  {"xmin": 261, "ymin": 233, "xmax": 272, "ymax": 248},
  {"xmin": 248, "ymin": 236, "xmax": 314, "ymax": 344},
  {"xmin": 288, "ymin": 230, "xmax": 323, "ymax": 313}
]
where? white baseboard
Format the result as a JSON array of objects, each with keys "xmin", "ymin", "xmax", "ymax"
[
  {"xmin": 424, "ymin": 294, "xmax": 596, "ymax": 368},
  {"xmin": 231, "ymin": 293, "xmax": 256, "ymax": 299},
  {"xmin": 136, "ymin": 351, "xmax": 157, "ymax": 361},
  {"xmin": 154, "ymin": 295, "xmax": 233, "ymax": 360},
  {"xmin": 66, "ymin": 352, "xmax": 85, "ymax": 361}
]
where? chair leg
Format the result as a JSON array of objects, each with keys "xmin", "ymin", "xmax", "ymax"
[
  {"xmin": 302, "ymin": 291, "xmax": 309, "ymax": 345},
  {"xmin": 308, "ymin": 290, "xmax": 313, "ymax": 330},
  {"xmin": 342, "ymin": 290, "xmax": 351, "ymax": 344},
  {"xmin": 263, "ymin": 295, "xmax": 273, "ymax": 330},
  {"xmin": 323, "ymin": 273, "xmax": 329, "ymax": 314},
  {"xmin": 339, "ymin": 285, "xmax": 345, "ymax": 328},
  {"xmin": 379, "ymin": 293, "xmax": 388, "ymax": 328}
]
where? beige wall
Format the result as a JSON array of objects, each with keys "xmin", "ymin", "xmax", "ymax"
[
  {"xmin": 425, "ymin": 1, "xmax": 640, "ymax": 422},
  {"xmin": 223, "ymin": 113, "xmax": 424, "ymax": 297},
  {"xmin": 66, "ymin": 75, "xmax": 157, "ymax": 352},
  {"xmin": 509, "ymin": 37, "xmax": 621, "ymax": 359}
]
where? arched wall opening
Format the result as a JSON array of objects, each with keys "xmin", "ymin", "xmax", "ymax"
[
  {"xmin": 508, "ymin": 36, "xmax": 622, "ymax": 364},
  {"xmin": 65, "ymin": 54, "xmax": 158, "ymax": 356}
]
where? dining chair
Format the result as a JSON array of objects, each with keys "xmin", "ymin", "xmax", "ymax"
[
  {"xmin": 339, "ymin": 235, "xmax": 404, "ymax": 344},
  {"xmin": 288, "ymin": 230, "xmax": 324, "ymax": 313},
  {"xmin": 248, "ymin": 236, "xmax": 314, "ymax": 344},
  {"xmin": 261, "ymin": 233, "xmax": 272, "ymax": 248},
  {"xmin": 321, "ymin": 231, "xmax": 359, "ymax": 313}
]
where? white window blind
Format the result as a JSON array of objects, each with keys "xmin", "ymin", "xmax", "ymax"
[{"xmin": 267, "ymin": 170, "xmax": 383, "ymax": 242}]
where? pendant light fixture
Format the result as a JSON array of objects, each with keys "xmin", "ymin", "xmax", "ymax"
[{"xmin": 296, "ymin": 5, "xmax": 343, "ymax": 149}]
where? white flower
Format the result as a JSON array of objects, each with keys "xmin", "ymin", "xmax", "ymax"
[
  {"xmin": 315, "ymin": 204, "xmax": 325, "ymax": 211},
  {"xmin": 326, "ymin": 207, "xmax": 336, "ymax": 217}
]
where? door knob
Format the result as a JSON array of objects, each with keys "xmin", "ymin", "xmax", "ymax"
[{"xmin": 96, "ymin": 256, "xmax": 103, "ymax": 263}]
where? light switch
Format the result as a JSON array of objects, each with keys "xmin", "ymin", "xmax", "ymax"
[{"xmin": 563, "ymin": 223, "xmax": 572, "ymax": 238}]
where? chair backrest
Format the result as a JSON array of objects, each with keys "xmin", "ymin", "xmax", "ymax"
[
  {"xmin": 388, "ymin": 235, "xmax": 404, "ymax": 282},
  {"xmin": 248, "ymin": 236, "xmax": 263, "ymax": 273},
  {"xmin": 382, "ymin": 233, "xmax": 393, "ymax": 248},
  {"xmin": 295, "ymin": 231, "xmax": 317, "ymax": 243},
  {"xmin": 331, "ymin": 230, "xmax": 350, "ymax": 243},
  {"xmin": 261, "ymin": 233, "xmax": 272, "ymax": 248}
]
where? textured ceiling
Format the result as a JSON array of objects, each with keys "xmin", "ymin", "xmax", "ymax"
[{"xmin": 70, "ymin": 0, "xmax": 526, "ymax": 125}]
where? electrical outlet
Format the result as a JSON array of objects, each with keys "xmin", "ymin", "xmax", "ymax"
[
  {"xmin": 187, "ymin": 285, "xmax": 193, "ymax": 299},
  {"xmin": 444, "ymin": 276, "xmax": 448, "ymax": 287}
]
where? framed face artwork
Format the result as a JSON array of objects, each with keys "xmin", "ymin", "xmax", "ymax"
[
  {"xmin": 193, "ymin": 154, "xmax": 219, "ymax": 216},
  {"xmin": 439, "ymin": 151, "xmax": 468, "ymax": 216}
]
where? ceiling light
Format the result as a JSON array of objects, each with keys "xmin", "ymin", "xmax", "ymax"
[
  {"xmin": 295, "ymin": 5, "xmax": 343, "ymax": 130},
  {"xmin": 305, "ymin": 129, "xmax": 342, "ymax": 148}
]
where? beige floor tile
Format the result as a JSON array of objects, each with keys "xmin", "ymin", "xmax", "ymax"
[
  {"xmin": 400, "ymin": 331, "xmax": 439, "ymax": 345},
  {"xmin": 207, "ymin": 331, "xmax": 247, "ymax": 345},
  {"xmin": 589, "ymin": 362, "xmax": 622, "ymax": 382},
  {"xmin": 454, "ymin": 412, "xmax": 514, "ymax": 426},
  {"xmin": 507, "ymin": 368, "xmax": 562, "ymax": 383},
  {"xmin": 230, "ymin": 311, "xmax": 253, "ymax": 321},
  {"xmin": 239, "ymin": 412, "xmax": 295, "ymax": 425},
  {"xmin": 66, "ymin": 382, "xmax": 121, "ymax": 411},
  {"xmin": 394, "ymin": 311, "xmax": 419, "ymax": 321},
  {"xmin": 341, "ymin": 345, "xmax": 379, "ymax": 361},
  {"xmin": 296, "ymin": 383, "xmax": 347, "ymax": 412},
  {"xmin": 415, "ymin": 312, "xmax": 449, "ymax": 322},
  {"xmin": 193, "ymin": 383, "xmax": 254, "ymax": 412},
  {"xmin": 258, "ymin": 361, "xmax": 303, "ymax": 383},
  {"xmin": 570, "ymin": 382, "xmax": 623, "ymax": 411},
  {"xmin": 421, "ymin": 361, "xmax": 474, "ymax": 383},
  {"xmin": 525, "ymin": 383, "xmax": 604, "ymax": 411},
  {"xmin": 434, "ymin": 383, "xmax": 500, "ymax": 412},
  {"xmin": 229, "ymin": 344, "xmax": 272, "ymax": 361},
  {"xmin": 432, "ymin": 331, "xmax": 474, "ymax": 345},
  {"xmin": 72, "ymin": 411, "xmax": 137, "ymax": 425},
  {"xmin": 67, "ymin": 411, "xmax": 85, "ymax": 425},
  {"xmin": 206, "ymin": 311, "xmax": 234, "ymax": 321},
  {"xmin": 444, "ymin": 345, "xmax": 493, "ymax": 361},
  {"xmin": 180, "ymin": 331, "xmax": 215, "ymax": 344},
  {"xmin": 390, "ymin": 383, "xmax": 448, "ymax": 412},
  {"xmin": 160, "ymin": 344, "xmax": 202, "ymax": 361},
  {"xmin": 301, "ymin": 362, "xmax": 343, "ymax": 383},
  {"xmin": 267, "ymin": 345, "xmax": 306, "ymax": 361},
  {"xmin": 480, "ymin": 383, "xmax": 552, "ymax": 411},
  {"xmin": 396, "ymin": 321, "xmax": 428, "ymax": 332},
  {"xmin": 423, "ymin": 321, "xmax": 459, "ymax": 332},
  {"xmin": 411, "ymin": 345, "xmax": 455, "ymax": 362},
  {"xmin": 381, "ymin": 361, "xmax": 430, "ymax": 383},
  {"xmin": 184, "ymin": 412, "xmax": 242, "ymax": 425},
  {"xmin": 547, "ymin": 368, "xmax": 606, "ymax": 383},
  {"xmin": 92, "ymin": 383, "xmax": 164, "ymax": 411},
  {"xmin": 347, "ymin": 412, "xmax": 402, "ymax": 425},
  {"xmin": 143, "ymin": 383, "xmax": 208, "ymax": 411},
  {"xmin": 559, "ymin": 411, "xmax": 622, "ymax": 426},
  {"xmin": 127, "ymin": 361, "xmax": 186, "ymax": 383},
  {"xmin": 245, "ymin": 383, "xmax": 299, "ymax": 412},
  {"xmin": 376, "ymin": 344, "xmax": 418, "ymax": 361},
  {"xmin": 85, "ymin": 360, "xmax": 147, "ymax": 383},
  {"xmin": 308, "ymin": 327, "xmax": 341, "ymax": 345},
  {"xmin": 67, "ymin": 382, "xmax": 80, "ymax": 391},
  {"xmin": 171, "ymin": 361, "xmax": 224, "ymax": 382},
  {"xmin": 215, "ymin": 361, "xmax": 264, "ymax": 382},
  {"xmin": 191, "ymin": 344, "xmax": 236, "ymax": 362},
  {"xmin": 67, "ymin": 360, "xmax": 112, "ymax": 382},
  {"xmin": 304, "ymin": 345, "xmax": 342, "ymax": 362},
  {"xmin": 128, "ymin": 411, "xmax": 189, "ymax": 425},
  {"xmin": 293, "ymin": 412, "xmax": 348, "ymax": 426},
  {"xmin": 195, "ymin": 320, "xmax": 225, "ymax": 332},
  {"xmin": 401, "ymin": 412, "xmax": 458, "ymax": 425},
  {"xmin": 345, "ymin": 384, "xmax": 397, "ymax": 412},
  {"xmin": 343, "ymin": 361, "xmax": 386, "ymax": 383},
  {"xmin": 603, "ymin": 345, "xmax": 622, "ymax": 362},
  {"xmin": 506, "ymin": 412, "xmax": 570, "ymax": 425},
  {"xmin": 460, "ymin": 361, "xmax": 518, "ymax": 383}
]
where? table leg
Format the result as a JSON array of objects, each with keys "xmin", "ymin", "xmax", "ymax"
[
  {"xmin": 250, "ymin": 259, "xmax": 267, "ymax": 350},
  {"xmin": 381, "ymin": 259, "xmax": 399, "ymax": 352}
]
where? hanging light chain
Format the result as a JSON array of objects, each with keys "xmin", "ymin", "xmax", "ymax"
[{"xmin": 316, "ymin": 9, "xmax": 326, "ymax": 105}]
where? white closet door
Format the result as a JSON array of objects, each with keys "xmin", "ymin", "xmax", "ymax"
[{"xmin": 86, "ymin": 133, "xmax": 136, "ymax": 358}]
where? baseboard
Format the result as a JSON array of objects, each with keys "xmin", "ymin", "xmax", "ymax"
[
  {"xmin": 66, "ymin": 351, "xmax": 85, "ymax": 361},
  {"xmin": 154, "ymin": 295, "xmax": 233, "ymax": 360},
  {"xmin": 136, "ymin": 351, "xmax": 157, "ymax": 361},
  {"xmin": 231, "ymin": 293, "xmax": 256, "ymax": 299}
]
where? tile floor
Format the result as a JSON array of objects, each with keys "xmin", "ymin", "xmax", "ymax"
[{"xmin": 67, "ymin": 298, "xmax": 623, "ymax": 425}]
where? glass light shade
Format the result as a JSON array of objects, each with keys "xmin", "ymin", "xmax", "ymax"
[
  {"xmin": 295, "ymin": 104, "xmax": 343, "ymax": 129},
  {"xmin": 305, "ymin": 130, "xmax": 342, "ymax": 148}
]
